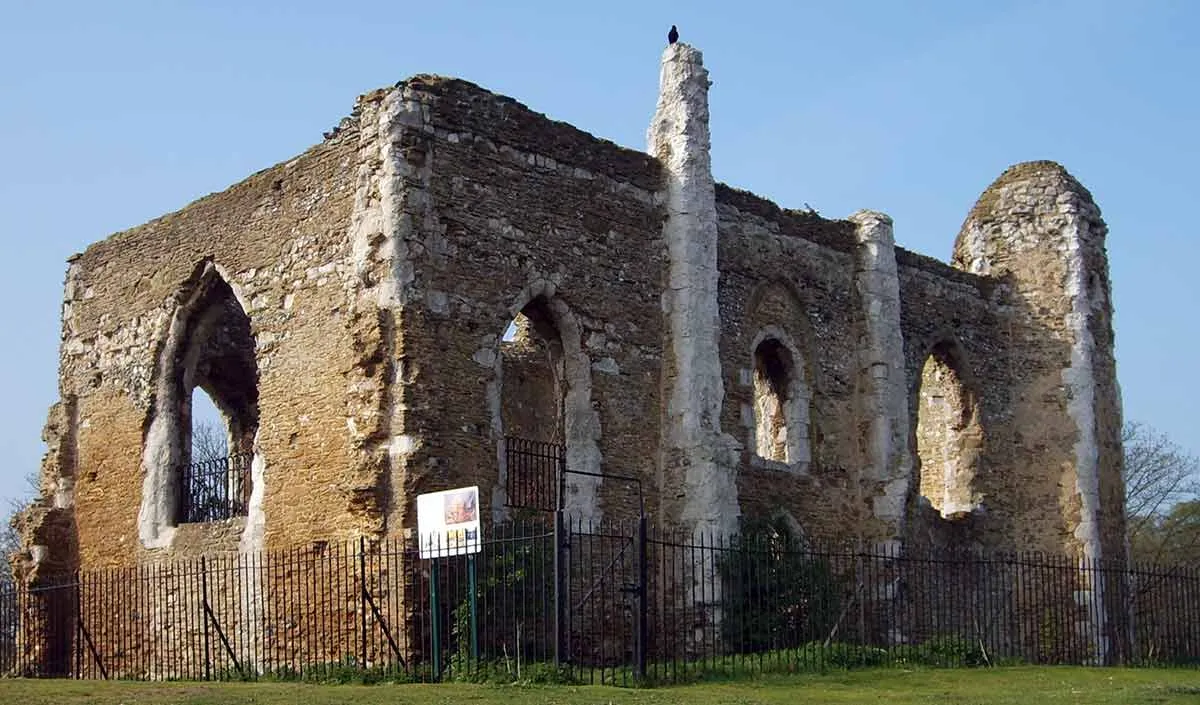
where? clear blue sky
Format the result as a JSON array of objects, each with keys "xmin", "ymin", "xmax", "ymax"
[{"xmin": 1, "ymin": 0, "xmax": 1196, "ymax": 509}]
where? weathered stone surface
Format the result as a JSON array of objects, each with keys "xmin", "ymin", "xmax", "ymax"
[
  {"xmin": 949, "ymin": 161, "xmax": 1124, "ymax": 561},
  {"xmin": 850, "ymin": 211, "xmax": 912, "ymax": 539},
  {"xmin": 649, "ymin": 43, "xmax": 740, "ymax": 538},
  {"xmin": 949, "ymin": 161, "xmax": 1125, "ymax": 661},
  {"xmin": 19, "ymin": 45, "xmax": 1124, "ymax": 640}
]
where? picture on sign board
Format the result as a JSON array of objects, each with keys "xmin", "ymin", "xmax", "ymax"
[
  {"xmin": 416, "ymin": 485, "xmax": 482, "ymax": 559},
  {"xmin": 443, "ymin": 488, "xmax": 477, "ymax": 524}
]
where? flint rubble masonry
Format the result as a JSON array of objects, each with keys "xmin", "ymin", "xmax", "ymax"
[
  {"xmin": 14, "ymin": 41, "xmax": 1131, "ymax": 671},
  {"xmin": 950, "ymin": 162, "xmax": 1123, "ymax": 663}
]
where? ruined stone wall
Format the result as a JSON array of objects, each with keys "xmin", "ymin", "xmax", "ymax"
[
  {"xmin": 951, "ymin": 162, "xmax": 1125, "ymax": 562},
  {"xmin": 714, "ymin": 187, "xmax": 866, "ymax": 542},
  {"xmin": 21, "ymin": 40, "xmax": 1129, "ymax": 673},
  {"xmin": 896, "ymin": 162, "xmax": 1124, "ymax": 660},
  {"xmin": 374, "ymin": 76, "xmax": 667, "ymax": 531},
  {"xmin": 714, "ymin": 191, "xmax": 988, "ymax": 548},
  {"xmin": 24, "ymin": 104, "xmax": 392, "ymax": 571},
  {"xmin": 896, "ymin": 252, "xmax": 1007, "ymax": 550},
  {"xmin": 716, "ymin": 168, "xmax": 1123, "ymax": 564}
]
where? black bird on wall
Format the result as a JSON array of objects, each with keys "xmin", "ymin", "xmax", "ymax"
[{"xmin": 668, "ymin": 25, "xmax": 679, "ymax": 44}]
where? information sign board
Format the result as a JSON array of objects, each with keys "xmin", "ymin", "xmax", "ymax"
[{"xmin": 416, "ymin": 486, "xmax": 482, "ymax": 558}]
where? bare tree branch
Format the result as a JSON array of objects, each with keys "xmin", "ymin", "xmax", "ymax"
[
  {"xmin": 2, "ymin": 473, "xmax": 39, "ymax": 590},
  {"xmin": 1123, "ymin": 421, "xmax": 1200, "ymax": 565},
  {"xmin": 192, "ymin": 418, "xmax": 229, "ymax": 463}
]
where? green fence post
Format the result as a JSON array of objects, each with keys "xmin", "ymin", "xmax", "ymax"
[{"xmin": 430, "ymin": 558, "xmax": 441, "ymax": 681}]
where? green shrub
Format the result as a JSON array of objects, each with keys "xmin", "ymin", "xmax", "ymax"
[
  {"xmin": 717, "ymin": 517, "xmax": 845, "ymax": 653},
  {"xmin": 920, "ymin": 636, "xmax": 988, "ymax": 667},
  {"xmin": 446, "ymin": 522, "xmax": 556, "ymax": 682}
]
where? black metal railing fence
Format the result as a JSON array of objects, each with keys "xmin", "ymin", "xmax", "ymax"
[
  {"xmin": 0, "ymin": 585, "xmax": 17, "ymax": 674},
  {"xmin": 4, "ymin": 519, "xmax": 1199, "ymax": 684},
  {"xmin": 503, "ymin": 437, "xmax": 563, "ymax": 513},
  {"xmin": 178, "ymin": 453, "xmax": 253, "ymax": 523}
]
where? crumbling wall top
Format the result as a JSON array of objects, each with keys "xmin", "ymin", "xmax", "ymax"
[
  {"xmin": 388, "ymin": 74, "xmax": 663, "ymax": 191},
  {"xmin": 714, "ymin": 182, "xmax": 990, "ymax": 295},
  {"xmin": 957, "ymin": 160, "xmax": 1097, "ymax": 232},
  {"xmin": 714, "ymin": 183, "xmax": 856, "ymax": 252},
  {"xmin": 894, "ymin": 247, "xmax": 992, "ymax": 294},
  {"xmin": 72, "ymin": 121, "xmax": 362, "ymax": 281}
]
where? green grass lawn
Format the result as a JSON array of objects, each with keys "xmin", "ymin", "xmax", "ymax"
[{"xmin": 1, "ymin": 667, "xmax": 1198, "ymax": 704}]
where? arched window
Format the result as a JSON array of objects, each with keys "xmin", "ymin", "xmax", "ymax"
[
  {"xmin": 914, "ymin": 342, "xmax": 981, "ymax": 517},
  {"xmin": 750, "ymin": 334, "xmax": 811, "ymax": 470},
  {"xmin": 498, "ymin": 298, "xmax": 567, "ymax": 512},
  {"xmin": 753, "ymin": 339, "xmax": 791, "ymax": 462},
  {"xmin": 500, "ymin": 298, "xmax": 566, "ymax": 447},
  {"xmin": 490, "ymin": 288, "xmax": 602, "ymax": 521},
  {"xmin": 139, "ymin": 264, "xmax": 259, "ymax": 543}
]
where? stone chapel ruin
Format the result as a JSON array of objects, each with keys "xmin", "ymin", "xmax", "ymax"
[{"xmin": 15, "ymin": 42, "xmax": 1128, "ymax": 669}]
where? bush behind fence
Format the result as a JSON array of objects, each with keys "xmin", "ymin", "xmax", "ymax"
[{"xmin": 2, "ymin": 518, "xmax": 1198, "ymax": 685}]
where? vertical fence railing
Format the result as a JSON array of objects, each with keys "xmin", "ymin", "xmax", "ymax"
[
  {"xmin": 503, "ymin": 437, "xmax": 563, "ymax": 513},
  {"xmin": 2, "ymin": 526, "xmax": 1200, "ymax": 683},
  {"xmin": 0, "ymin": 585, "xmax": 16, "ymax": 674},
  {"xmin": 178, "ymin": 453, "xmax": 253, "ymax": 524}
]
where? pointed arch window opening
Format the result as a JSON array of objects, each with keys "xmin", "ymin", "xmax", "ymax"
[
  {"xmin": 170, "ymin": 271, "xmax": 260, "ymax": 525},
  {"xmin": 500, "ymin": 298, "xmax": 568, "ymax": 511},
  {"xmin": 914, "ymin": 343, "xmax": 982, "ymax": 518},
  {"xmin": 750, "ymin": 337, "xmax": 811, "ymax": 470}
]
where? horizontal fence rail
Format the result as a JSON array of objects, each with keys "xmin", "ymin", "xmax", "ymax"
[{"xmin": 3, "ymin": 520, "xmax": 1199, "ymax": 684}]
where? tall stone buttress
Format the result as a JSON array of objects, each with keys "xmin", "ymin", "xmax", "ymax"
[
  {"xmin": 648, "ymin": 43, "xmax": 740, "ymax": 537},
  {"xmin": 850, "ymin": 211, "xmax": 913, "ymax": 543}
]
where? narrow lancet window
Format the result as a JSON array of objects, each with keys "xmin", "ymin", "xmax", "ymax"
[{"xmin": 914, "ymin": 342, "xmax": 982, "ymax": 518}]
